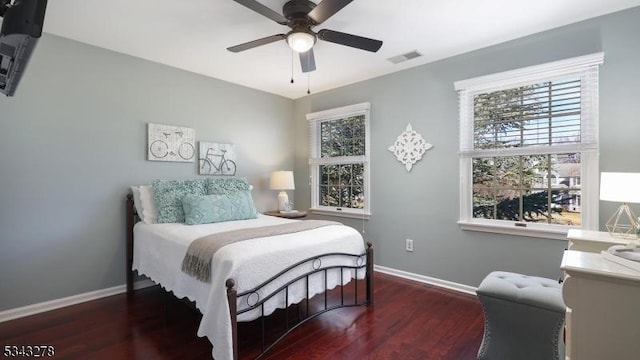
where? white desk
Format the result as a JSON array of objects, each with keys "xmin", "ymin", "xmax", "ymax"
[{"xmin": 561, "ymin": 248, "xmax": 640, "ymax": 360}]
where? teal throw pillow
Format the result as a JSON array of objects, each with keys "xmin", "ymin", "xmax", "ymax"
[
  {"xmin": 153, "ymin": 179, "xmax": 206, "ymax": 223},
  {"xmin": 206, "ymin": 177, "xmax": 251, "ymax": 195},
  {"xmin": 182, "ymin": 192, "xmax": 258, "ymax": 225}
]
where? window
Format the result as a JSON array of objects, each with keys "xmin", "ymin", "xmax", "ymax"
[
  {"xmin": 455, "ymin": 53, "xmax": 603, "ymax": 239},
  {"xmin": 307, "ymin": 102, "xmax": 371, "ymax": 218}
]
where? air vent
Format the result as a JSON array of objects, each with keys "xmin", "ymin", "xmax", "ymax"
[{"xmin": 387, "ymin": 51, "xmax": 422, "ymax": 64}]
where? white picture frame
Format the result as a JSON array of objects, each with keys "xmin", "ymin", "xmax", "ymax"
[
  {"xmin": 198, "ymin": 142, "xmax": 237, "ymax": 176},
  {"xmin": 147, "ymin": 123, "xmax": 195, "ymax": 162}
]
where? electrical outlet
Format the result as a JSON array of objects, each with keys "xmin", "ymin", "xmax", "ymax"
[{"xmin": 405, "ymin": 238, "xmax": 414, "ymax": 252}]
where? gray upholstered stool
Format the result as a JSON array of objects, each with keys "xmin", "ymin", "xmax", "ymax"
[{"xmin": 476, "ymin": 271, "xmax": 566, "ymax": 360}]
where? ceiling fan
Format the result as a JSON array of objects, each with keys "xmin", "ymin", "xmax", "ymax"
[{"xmin": 227, "ymin": 0, "xmax": 383, "ymax": 73}]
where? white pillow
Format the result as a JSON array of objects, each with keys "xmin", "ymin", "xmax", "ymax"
[
  {"xmin": 130, "ymin": 186, "xmax": 145, "ymax": 220},
  {"xmin": 139, "ymin": 185, "xmax": 158, "ymax": 224}
]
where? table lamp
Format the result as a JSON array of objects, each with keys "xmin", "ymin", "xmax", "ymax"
[
  {"xmin": 600, "ymin": 172, "xmax": 640, "ymax": 239},
  {"xmin": 270, "ymin": 171, "xmax": 295, "ymax": 211}
]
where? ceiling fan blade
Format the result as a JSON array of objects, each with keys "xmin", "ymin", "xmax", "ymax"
[
  {"xmin": 308, "ymin": 0, "xmax": 353, "ymax": 24},
  {"xmin": 227, "ymin": 34, "xmax": 286, "ymax": 52},
  {"xmin": 299, "ymin": 48, "xmax": 316, "ymax": 73},
  {"xmin": 317, "ymin": 29, "xmax": 383, "ymax": 52},
  {"xmin": 233, "ymin": 0, "xmax": 288, "ymax": 24}
]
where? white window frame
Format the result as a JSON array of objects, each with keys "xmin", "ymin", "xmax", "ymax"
[
  {"xmin": 454, "ymin": 53, "xmax": 604, "ymax": 240},
  {"xmin": 307, "ymin": 102, "xmax": 371, "ymax": 219}
]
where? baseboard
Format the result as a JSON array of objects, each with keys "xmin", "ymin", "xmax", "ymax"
[
  {"xmin": 1, "ymin": 268, "xmax": 472, "ymax": 323},
  {"xmin": 0, "ymin": 279, "xmax": 155, "ymax": 323},
  {"xmin": 374, "ymin": 265, "xmax": 477, "ymax": 295}
]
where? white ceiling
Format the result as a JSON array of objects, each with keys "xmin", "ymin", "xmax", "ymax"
[{"xmin": 39, "ymin": 0, "xmax": 640, "ymax": 99}]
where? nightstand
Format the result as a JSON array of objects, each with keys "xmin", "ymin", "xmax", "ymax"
[{"xmin": 264, "ymin": 210, "xmax": 307, "ymax": 219}]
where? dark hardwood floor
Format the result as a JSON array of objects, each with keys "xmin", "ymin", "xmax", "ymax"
[{"xmin": 0, "ymin": 272, "xmax": 483, "ymax": 359}]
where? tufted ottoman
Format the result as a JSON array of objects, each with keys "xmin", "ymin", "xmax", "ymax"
[{"xmin": 476, "ymin": 271, "xmax": 566, "ymax": 360}]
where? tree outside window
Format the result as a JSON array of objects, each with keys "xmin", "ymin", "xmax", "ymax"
[
  {"xmin": 307, "ymin": 103, "xmax": 371, "ymax": 218},
  {"xmin": 455, "ymin": 53, "xmax": 603, "ymax": 237},
  {"xmin": 471, "ymin": 80, "xmax": 582, "ymax": 225}
]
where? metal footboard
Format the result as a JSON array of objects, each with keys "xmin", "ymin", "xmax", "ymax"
[{"xmin": 227, "ymin": 243, "xmax": 374, "ymax": 360}]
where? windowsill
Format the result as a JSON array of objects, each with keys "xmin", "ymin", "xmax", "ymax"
[
  {"xmin": 458, "ymin": 220, "xmax": 573, "ymax": 241},
  {"xmin": 310, "ymin": 208, "xmax": 371, "ymax": 220}
]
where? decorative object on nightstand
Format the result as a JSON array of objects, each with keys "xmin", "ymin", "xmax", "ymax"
[
  {"xmin": 264, "ymin": 210, "xmax": 307, "ymax": 219},
  {"xmin": 599, "ymin": 172, "xmax": 640, "ymax": 239},
  {"xmin": 602, "ymin": 245, "xmax": 640, "ymax": 271},
  {"xmin": 270, "ymin": 170, "xmax": 295, "ymax": 211}
]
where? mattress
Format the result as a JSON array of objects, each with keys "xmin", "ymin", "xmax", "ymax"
[{"xmin": 132, "ymin": 214, "xmax": 365, "ymax": 360}]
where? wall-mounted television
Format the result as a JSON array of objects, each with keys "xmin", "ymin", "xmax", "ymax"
[{"xmin": 0, "ymin": 0, "xmax": 47, "ymax": 97}]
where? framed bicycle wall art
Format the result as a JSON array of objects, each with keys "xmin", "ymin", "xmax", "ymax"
[
  {"xmin": 198, "ymin": 142, "xmax": 237, "ymax": 176},
  {"xmin": 147, "ymin": 123, "xmax": 195, "ymax": 162}
]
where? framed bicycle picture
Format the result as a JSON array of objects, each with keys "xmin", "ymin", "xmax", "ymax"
[
  {"xmin": 147, "ymin": 123, "xmax": 195, "ymax": 162},
  {"xmin": 199, "ymin": 142, "xmax": 237, "ymax": 176}
]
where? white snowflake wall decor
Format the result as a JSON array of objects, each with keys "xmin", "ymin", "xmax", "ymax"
[{"xmin": 388, "ymin": 124, "xmax": 433, "ymax": 172}]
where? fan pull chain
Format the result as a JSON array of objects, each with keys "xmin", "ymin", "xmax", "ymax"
[
  {"xmin": 290, "ymin": 50, "xmax": 294, "ymax": 84},
  {"xmin": 307, "ymin": 73, "xmax": 311, "ymax": 94}
]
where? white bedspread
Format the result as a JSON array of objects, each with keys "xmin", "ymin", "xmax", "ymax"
[{"xmin": 132, "ymin": 214, "xmax": 365, "ymax": 360}]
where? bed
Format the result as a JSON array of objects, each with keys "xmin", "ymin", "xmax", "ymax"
[{"xmin": 125, "ymin": 179, "xmax": 373, "ymax": 360}]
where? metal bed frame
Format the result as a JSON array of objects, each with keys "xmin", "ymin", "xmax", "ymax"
[{"xmin": 125, "ymin": 194, "xmax": 374, "ymax": 359}]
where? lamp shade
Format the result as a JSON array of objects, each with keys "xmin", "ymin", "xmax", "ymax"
[
  {"xmin": 270, "ymin": 171, "xmax": 295, "ymax": 191},
  {"xmin": 600, "ymin": 172, "xmax": 640, "ymax": 203},
  {"xmin": 287, "ymin": 31, "xmax": 315, "ymax": 53}
]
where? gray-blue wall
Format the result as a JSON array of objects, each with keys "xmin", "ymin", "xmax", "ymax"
[
  {"xmin": 293, "ymin": 7, "xmax": 640, "ymax": 287},
  {"xmin": 0, "ymin": 34, "xmax": 294, "ymax": 311},
  {"xmin": 2, "ymin": 7, "xmax": 639, "ymax": 313}
]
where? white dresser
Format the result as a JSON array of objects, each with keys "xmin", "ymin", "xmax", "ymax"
[{"xmin": 561, "ymin": 229, "xmax": 640, "ymax": 360}]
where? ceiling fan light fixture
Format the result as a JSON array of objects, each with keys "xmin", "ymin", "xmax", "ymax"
[{"xmin": 287, "ymin": 31, "xmax": 316, "ymax": 53}]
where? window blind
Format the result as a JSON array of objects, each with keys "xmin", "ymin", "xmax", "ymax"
[{"xmin": 457, "ymin": 53, "xmax": 603, "ymax": 157}]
